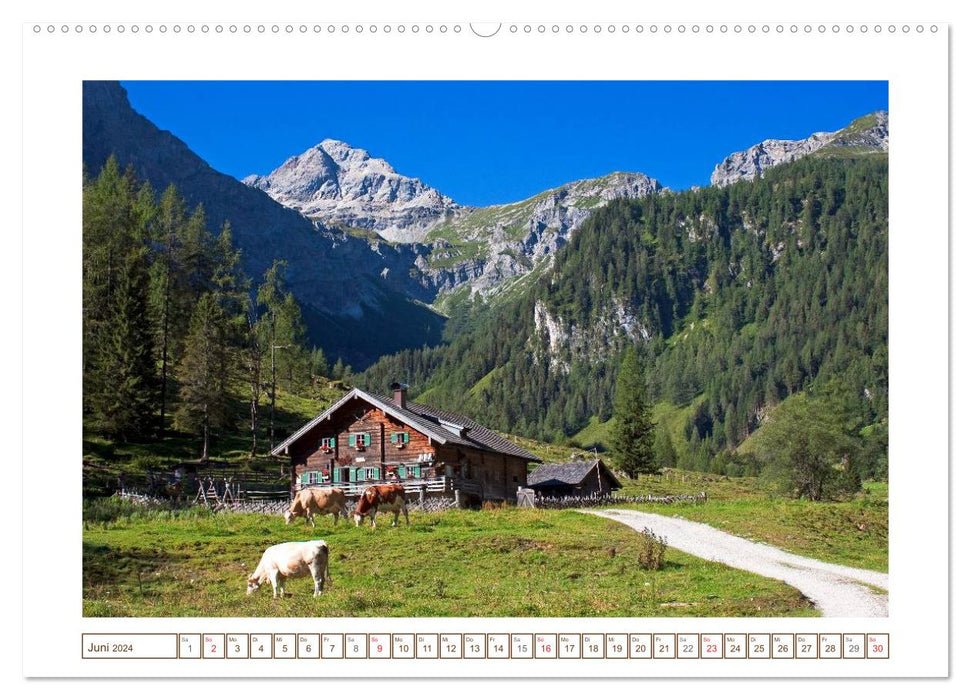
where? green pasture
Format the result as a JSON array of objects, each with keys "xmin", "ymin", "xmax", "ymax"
[{"xmin": 83, "ymin": 503, "xmax": 817, "ymax": 618}]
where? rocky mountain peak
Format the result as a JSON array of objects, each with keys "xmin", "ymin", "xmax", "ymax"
[
  {"xmin": 711, "ymin": 111, "xmax": 888, "ymax": 187},
  {"xmin": 243, "ymin": 139, "xmax": 462, "ymax": 242}
]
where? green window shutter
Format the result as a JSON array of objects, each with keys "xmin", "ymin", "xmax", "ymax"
[
  {"xmin": 403, "ymin": 432, "xmax": 410, "ymax": 444},
  {"xmin": 299, "ymin": 472, "xmax": 307, "ymax": 485},
  {"xmin": 348, "ymin": 469, "xmax": 356, "ymax": 483},
  {"xmin": 364, "ymin": 433, "xmax": 371, "ymax": 447},
  {"xmin": 348, "ymin": 434, "xmax": 355, "ymax": 447},
  {"xmin": 390, "ymin": 433, "xmax": 398, "ymax": 444},
  {"xmin": 398, "ymin": 466, "xmax": 407, "ymax": 479}
]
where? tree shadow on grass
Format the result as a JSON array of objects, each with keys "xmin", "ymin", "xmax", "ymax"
[{"xmin": 83, "ymin": 541, "xmax": 195, "ymax": 593}]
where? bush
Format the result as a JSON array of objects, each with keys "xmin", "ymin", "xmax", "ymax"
[
  {"xmin": 712, "ymin": 451, "xmax": 764, "ymax": 478},
  {"xmin": 637, "ymin": 527, "xmax": 668, "ymax": 570},
  {"xmin": 751, "ymin": 393, "xmax": 860, "ymax": 501},
  {"xmin": 129, "ymin": 455, "xmax": 167, "ymax": 471}
]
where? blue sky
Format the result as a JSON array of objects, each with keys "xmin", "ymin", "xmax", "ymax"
[{"xmin": 122, "ymin": 81, "xmax": 887, "ymax": 207}]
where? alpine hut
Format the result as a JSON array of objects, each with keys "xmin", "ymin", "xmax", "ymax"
[{"xmin": 271, "ymin": 383, "xmax": 540, "ymax": 506}]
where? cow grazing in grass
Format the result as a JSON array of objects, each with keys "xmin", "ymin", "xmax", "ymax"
[
  {"xmin": 353, "ymin": 483, "xmax": 410, "ymax": 528},
  {"xmin": 246, "ymin": 540, "xmax": 331, "ymax": 598},
  {"xmin": 285, "ymin": 487, "xmax": 348, "ymax": 527}
]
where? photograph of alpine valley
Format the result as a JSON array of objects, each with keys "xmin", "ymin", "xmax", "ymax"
[{"xmin": 82, "ymin": 80, "xmax": 889, "ymax": 617}]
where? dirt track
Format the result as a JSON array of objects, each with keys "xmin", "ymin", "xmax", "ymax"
[{"xmin": 586, "ymin": 509, "xmax": 888, "ymax": 617}]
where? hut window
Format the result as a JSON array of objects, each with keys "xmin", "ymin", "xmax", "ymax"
[
  {"xmin": 300, "ymin": 471, "xmax": 324, "ymax": 486},
  {"xmin": 355, "ymin": 467, "xmax": 379, "ymax": 481},
  {"xmin": 348, "ymin": 432, "xmax": 370, "ymax": 449},
  {"xmin": 320, "ymin": 437, "xmax": 336, "ymax": 451},
  {"xmin": 390, "ymin": 431, "xmax": 410, "ymax": 447},
  {"xmin": 397, "ymin": 465, "xmax": 422, "ymax": 479}
]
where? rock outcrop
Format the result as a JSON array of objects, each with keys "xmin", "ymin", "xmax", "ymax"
[
  {"xmin": 417, "ymin": 172, "xmax": 664, "ymax": 298},
  {"xmin": 711, "ymin": 111, "xmax": 888, "ymax": 186}
]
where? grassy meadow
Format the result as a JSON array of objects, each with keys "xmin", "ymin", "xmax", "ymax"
[
  {"xmin": 83, "ymin": 503, "xmax": 818, "ymax": 618},
  {"xmin": 82, "ymin": 392, "xmax": 887, "ymax": 618},
  {"xmin": 602, "ymin": 471, "xmax": 889, "ymax": 572}
]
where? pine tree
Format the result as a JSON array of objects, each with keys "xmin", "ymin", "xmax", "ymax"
[
  {"xmin": 175, "ymin": 293, "xmax": 237, "ymax": 460},
  {"xmin": 310, "ymin": 347, "xmax": 330, "ymax": 378},
  {"xmin": 654, "ymin": 426, "xmax": 678, "ymax": 471},
  {"xmin": 243, "ymin": 298, "xmax": 267, "ymax": 457},
  {"xmin": 90, "ymin": 245, "xmax": 157, "ymax": 440},
  {"xmin": 83, "ymin": 157, "xmax": 138, "ymax": 410},
  {"xmin": 208, "ymin": 222, "xmax": 252, "ymax": 452},
  {"xmin": 147, "ymin": 184, "xmax": 187, "ymax": 432},
  {"xmin": 256, "ymin": 260, "xmax": 311, "ymax": 449},
  {"xmin": 210, "ymin": 222, "xmax": 250, "ymax": 342},
  {"xmin": 83, "ymin": 158, "xmax": 159, "ymax": 438},
  {"xmin": 610, "ymin": 347, "xmax": 657, "ymax": 477},
  {"xmin": 332, "ymin": 358, "xmax": 347, "ymax": 382}
]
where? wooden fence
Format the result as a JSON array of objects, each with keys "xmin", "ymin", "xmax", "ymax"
[
  {"xmin": 530, "ymin": 491, "xmax": 708, "ymax": 509},
  {"xmin": 113, "ymin": 490, "xmax": 458, "ymax": 515}
]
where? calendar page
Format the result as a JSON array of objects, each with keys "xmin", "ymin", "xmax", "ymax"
[{"xmin": 18, "ymin": 0, "xmax": 952, "ymax": 684}]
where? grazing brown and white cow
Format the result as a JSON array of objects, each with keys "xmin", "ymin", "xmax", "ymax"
[
  {"xmin": 285, "ymin": 487, "xmax": 348, "ymax": 527},
  {"xmin": 353, "ymin": 484, "xmax": 410, "ymax": 528},
  {"xmin": 246, "ymin": 540, "xmax": 331, "ymax": 598}
]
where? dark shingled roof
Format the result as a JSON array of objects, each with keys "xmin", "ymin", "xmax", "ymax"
[
  {"xmin": 527, "ymin": 460, "xmax": 621, "ymax": 489},
  {"xmin": 272, "ymin": 388, "xmax": 540, "ymax": 462}
]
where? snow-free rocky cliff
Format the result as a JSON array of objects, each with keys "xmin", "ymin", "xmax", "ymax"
[
  {"xmin": 243, "ymin": 140, "xmax": 463, "ymax": 243},
  {"xmin": 710, "ymin": 111, "xmax": 888, "ymax": 187},
  {"xmin": 246, "ymin": 142, "xmax": 664, "ymax": 300}
]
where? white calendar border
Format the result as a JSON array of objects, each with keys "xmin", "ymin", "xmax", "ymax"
[{"xmin": 17, "ymin": 0, "xmax": 951, "ymax": 683}]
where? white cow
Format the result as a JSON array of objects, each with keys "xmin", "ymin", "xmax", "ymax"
[{"xmin": 246, "ymin": 540, "xmax": 331, "ymax": 598}]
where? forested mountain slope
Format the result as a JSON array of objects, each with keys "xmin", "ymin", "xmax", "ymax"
[
  {"xmin": 363, "ymin": 154, "xmax": 888, "ymax": 465},
  {"xmin": 82, "ymin": 81, "xmax": 445, "ymax": 367}
]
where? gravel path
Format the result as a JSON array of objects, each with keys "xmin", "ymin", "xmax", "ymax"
[{"xmin": 585, "ymin": 509, "xmax": 888, "ymax": 617}]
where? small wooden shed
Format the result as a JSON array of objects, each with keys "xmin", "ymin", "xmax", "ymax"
[{"xmin": 526, "ymin": 459, "xmax": 622, "ymax": 498}]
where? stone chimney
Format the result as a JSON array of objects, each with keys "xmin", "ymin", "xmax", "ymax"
[{"xmin": 390, "ymin": 382, "xmax": 409, "ymax": 410}]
